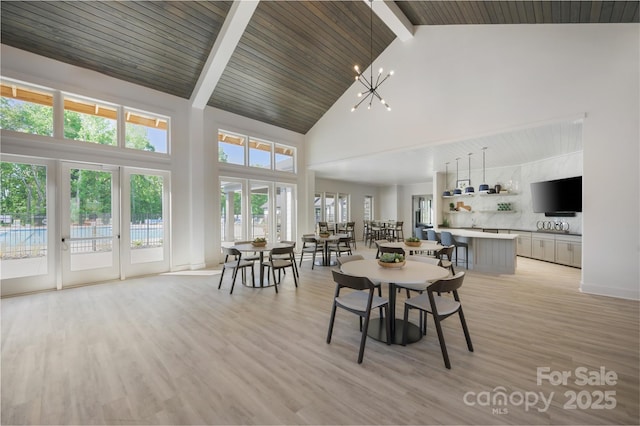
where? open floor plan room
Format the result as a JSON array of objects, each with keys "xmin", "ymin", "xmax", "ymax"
[{"xmin": 2, "ymin": 252, "xmax": 638, "ymax": 425}]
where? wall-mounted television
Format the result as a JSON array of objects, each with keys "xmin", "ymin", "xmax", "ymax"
[{"xmin": 531, "ymin": 176, "xmax": 582, "ymax": 217}]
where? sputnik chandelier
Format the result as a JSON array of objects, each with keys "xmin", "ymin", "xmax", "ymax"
[{"xmin": 351, "ymin": 0, "xmax": 393, "ymax": 112}]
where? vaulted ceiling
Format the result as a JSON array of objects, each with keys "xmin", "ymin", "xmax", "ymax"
[{"xmin": 2, "ymin": 1, "xmax": 638, "ymax": 136}]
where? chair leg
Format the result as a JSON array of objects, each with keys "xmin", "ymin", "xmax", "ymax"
[
  {"xmin": 358, "ymin": 312, "xmax": 371, "ymax": 364},
  {"xmin": 250, "ymin": 265, "xmax": 255, "ymax": 288},
  {"xmin": 272, "ymin": 267, "xmax": 278, "ymax": 293},
  {"xmin": 230, "ymin": 267, "xmax": 239, "ymax": 294},
  {"xmin": 292, "ymin": 265, "xmax": 298, "ymax": 288},
  {"xmin": 433, "ymin": 315, "xmax": 451, "ymax": 369},
  {"xmin": 218, "ymin": 267, "xmax": 226, "ymax": 289},
  {"xmin": 326, "ymin": 303, "xmax": 337, "ymax": 343},
  {"xmin": 458, "ymin": 308, "xmax": 474, "ymax": 352}
]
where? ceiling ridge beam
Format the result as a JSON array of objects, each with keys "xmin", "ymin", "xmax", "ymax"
[
  {"xmin": 190, "ymin": 0, "xmax": 259, "ymax": 109},
  {"xmin": 370, "ymin": 0, "xmax": 414, "ymax": 42}
]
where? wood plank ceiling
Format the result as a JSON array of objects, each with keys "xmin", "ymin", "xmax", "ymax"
[{"xmin": 1, "ymin": 1, "xmax": 638, "ymax": 135}]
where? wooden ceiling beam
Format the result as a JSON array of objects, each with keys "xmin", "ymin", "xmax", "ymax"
[
  {"xmin": 370, "ymin": 0, "xmax": 414, "ymax": 42},
  {"xmin": 190, "ymin": 1, "xmax": 259, "ymax": 109}
]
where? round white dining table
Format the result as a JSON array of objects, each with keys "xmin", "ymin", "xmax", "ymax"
[{"xmin": 340, "ymin": 258, "xmax": 450, "ymax": 344}]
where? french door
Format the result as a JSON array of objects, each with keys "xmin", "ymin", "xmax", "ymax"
[{"xmin": 60, "ymin": 162, "xmax": 120, "ymax": 287}]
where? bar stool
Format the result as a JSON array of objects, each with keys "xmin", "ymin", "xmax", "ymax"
[{"xmin": 440, "ymin": 231, "xmax": 468, "ymax": 269}]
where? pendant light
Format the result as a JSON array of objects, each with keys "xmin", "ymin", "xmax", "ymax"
[
  {"xmin": 351, "ymin": 0, "xmax": 393, "ymax": 112},
  {"xmin": 465, "ymin": 152, "xmax": 475, "ymax": 193},
  {"xmin": 453, "ymin": 158, "xmax": 462, "ymax": 195},
  {"xmin": 479, "ymin": 147, "xmax": 489, "ymax": 192},
  {"xmin": 442, "ymin": 162, "xmax": 451, "ymax": 197}
]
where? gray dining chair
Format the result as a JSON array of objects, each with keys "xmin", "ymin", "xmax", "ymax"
[{"xmin": 327, "ymin": 270, "xmax": 390, "ymax": 364}]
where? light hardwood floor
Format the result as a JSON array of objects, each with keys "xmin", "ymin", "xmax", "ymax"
[{"xmin": 2, "ymin": 248, "xmax": 639, "ymax": 425}]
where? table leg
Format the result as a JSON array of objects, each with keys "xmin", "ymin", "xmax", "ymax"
[
  {"xmin": 366, "ymin": 282, "xmax": 422, "ymax": 345},
  {"xmin": 259, "ymin": 251, "xmax": 265, "ymax": 287}
]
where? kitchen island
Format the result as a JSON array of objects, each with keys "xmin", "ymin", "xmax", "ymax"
[{"xmin": 436, "ymin": 228, "xmax": 518, "ymax": 274}]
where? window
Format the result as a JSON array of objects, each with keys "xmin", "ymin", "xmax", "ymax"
[
  {"xmin": 249, "ymin": 138, "xmax": 272, "ymax": 169},
  {"xmin": 64, "ymin": 95, "xmax": 117, "ymax": 146},
  {"xmin": 218, "ymin": 131, "xmax": 245, "ymax": 166},
  {"xmin": 275, "ymin": 144, "xmax": 295, "ymax": 172},
  {"xmin": 125, "ymin": 109, "xmax": 168, "ymax": 153},
  {"xmin": 338, "ymin": 193, "xmax": 349, "ymax": 223},
  {"xmin": 218, "ymin": 130, "xmax": 295, "ymax": 173},
  {"xmin": 1, "ymin": 80, "xmax": 54, "ymax": 136},
  {"xmin": 364, "ymin": 195, "xmax": 374, "ymax": 221}
]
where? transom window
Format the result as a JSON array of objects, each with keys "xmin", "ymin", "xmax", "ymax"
[
  {"xmin": 1, "ymin": 81, "xmax": 54, "ymax": 136},
  {"xmin": 1, "ymin": 78, "xmax": 170, "ymax": 154},
  {"xmin": 218, "ymin": 130, "xmax": 296, "ymax": 173}
]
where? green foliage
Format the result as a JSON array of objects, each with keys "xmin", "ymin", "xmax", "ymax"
[
  {"xmin": 126, "ymin": 123, "xmax": 156, "ymax": 151},
  {"xmin": 130, "ymin": 174, "xmax": 163, "ymax": 219},
  {"xmin": 0, "ymin": 98, "xmax": 53, "ymax": 136},
  {"xmin": 64, "ymin": 110, "xmax": 116, "ymax": 145},
  {"xmin": 379, "ymin": 252, "xmax": 405, "ymax": 263},
  {"xmin": 0, "ymin": 162, "xmax": 47, "ymax": 220}
]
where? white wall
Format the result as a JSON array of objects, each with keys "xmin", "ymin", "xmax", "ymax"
[{"xmin": 307, "ymin": 24, "xmax": 639, "ymax": 299}]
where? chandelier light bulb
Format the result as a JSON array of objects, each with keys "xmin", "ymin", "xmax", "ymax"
[
  {"xmin": 354, "ymin": 65, "xmax": 360, "ymax": 72},
  {"xmin": 378, "ymin": 67, "xmax": 383, "ymax": 74},
  {"xmin": 380, "ymin": 98, "xmax": 385, "ymax": 104},
  {"xmin": 357, "ymin": 92, "xmax": 362, "ymax": 97},
  {"xmin": 390, "ymin": 70, "xmax": 395, "ymax": 76}
]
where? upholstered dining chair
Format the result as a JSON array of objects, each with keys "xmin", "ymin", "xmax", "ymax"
[
  {"xmin": 401, "ymin": 272, "xmax": 473, "ymax": 369},
  {"xmin": 218, "ymin": 247, "xmax": 255, "ymax": 294},
  {"xmin": 327, "ymin": 270, "xmax": 391, "ymax": 364}
]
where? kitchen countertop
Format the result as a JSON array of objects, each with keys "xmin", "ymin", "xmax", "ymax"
[{"xmin": 435, "ymin": 228, "xmax": 518, "ymax": 240}]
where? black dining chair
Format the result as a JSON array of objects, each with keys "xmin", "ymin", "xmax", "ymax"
[
  {"xmin": 218, "ymin": 247, "xmax": 255, "ymax": 294},
  {"xmin": 401, "ymin": 272, "xmax": 473, "ymax": 369},
  {"xmin": 262, "ymin": 246, "xmax": 298, "ymax": 293},
  {"xmin": 327, "ymin": 270, "xmax": 391, "ymax": 364}
]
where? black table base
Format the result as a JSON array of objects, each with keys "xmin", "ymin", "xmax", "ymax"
[{"xmin": 367, "ymin": 317, "xmax": 422, "ymax": 345}]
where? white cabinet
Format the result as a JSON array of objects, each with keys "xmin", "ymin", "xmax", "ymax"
[
  {"xmin": 555, "ymin": 235, "xmax": 582, "ymax": 268},
  {"xmin": 516, "ymin": 232, "xmax": 532, "ymax": 257},
  {"xmin": 531, "ymin": 234, "xmax": 555, "ymax": 263}
]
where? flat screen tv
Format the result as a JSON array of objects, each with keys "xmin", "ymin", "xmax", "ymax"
[{"xmin": 531, "ymin": 176, "xmax": 582, "ymax": 217}]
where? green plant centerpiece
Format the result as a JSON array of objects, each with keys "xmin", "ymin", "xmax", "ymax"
[
  {"xmin": 378, "ymin": 252, "xmax": 406, "ymax": 268},
  {"xmin": 404, "ymin": 236, "xmax": 421, "ymax": 247},
  {"xmin": 252, "ymin": 237, "xmax": 267, "ymax": 247}
]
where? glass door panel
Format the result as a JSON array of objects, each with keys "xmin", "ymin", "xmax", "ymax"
[
  {"xmin": 61, "ymin": 162, "xmax": 120, "ymax": 286},
  {"xmin": 0, "ymin": 156, "xmax": 56, "ymax": 295},
  {"xmin": 250, "ymin": 181, "xmax": 270, "ymax": 240},
  {"xmin": 121, "ymin": 168, "xmax": 170, "ymax": 277}
]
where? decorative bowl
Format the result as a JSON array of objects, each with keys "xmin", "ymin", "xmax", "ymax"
[
  {"xmin": 318, "ymin": 233, "xmax": 330, "ymax": 238},
  {"xmin": 252, "ymin": 241, "xmax": 267, "ymax": 247},
  {"xmin": 404, "ymin": 240, "xmax": 421, "ymax": 247},
  {"xmin": 378, "ymin": 260, "xmax": 406, "ymax": 269}
]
